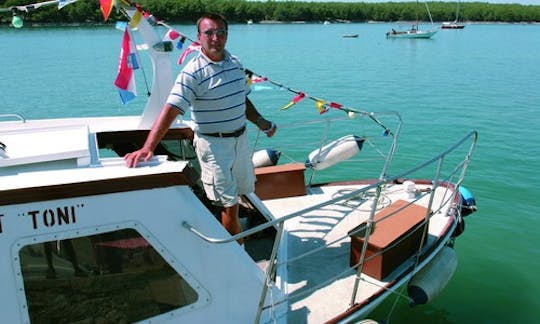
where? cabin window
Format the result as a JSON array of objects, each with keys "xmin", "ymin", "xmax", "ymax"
[{"xmin": 18, "ymin": 228, "xmax": 198, "ymax": 323}]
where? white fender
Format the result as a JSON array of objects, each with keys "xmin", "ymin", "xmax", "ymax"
[
  {"xmin": 305, "ymin": 135, "xmax": 364, "ymax": 170},
  {"xmin": 407, "ymin": 246, "xmax": 458, "ymax": 306},
  {"xmin": 252, "ymin": 149, "xmax": 281, "ymax": 168}
]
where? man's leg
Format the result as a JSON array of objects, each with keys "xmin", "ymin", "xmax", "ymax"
[{"xmin": 220, "ymin": 204, "xmax": 243, "ymax": 244}]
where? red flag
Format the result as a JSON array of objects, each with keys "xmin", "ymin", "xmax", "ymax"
[
  {"xmin": 177, "ymin": 42, "xmax": 201, "ymax": 65},
  {"xmin": 99, "ymin": 0, "xmax": 114, "ymax": 21},
  {"xmin": 114, "ymin": 28, "xmax": 138, "ymax": 104},
  {"xmin": 163, "ymin": 29, "xmax": 181, "ymax": 42},
  {"xmin": 281, "ymin": 92, "xmax": 306, "ymax": 110}
]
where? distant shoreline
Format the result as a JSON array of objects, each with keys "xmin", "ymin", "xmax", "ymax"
[{"xmin": 1, "ymin": 20, "xmax": 539, "ymax": 29}]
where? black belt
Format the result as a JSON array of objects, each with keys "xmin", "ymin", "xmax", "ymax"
[{"xmin": 200, "ymin": 126, "xmax": 246, "ymax": 138}]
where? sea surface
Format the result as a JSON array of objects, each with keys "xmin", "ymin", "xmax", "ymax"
[{"xmin": 2, "ymin": 22, "xmax": 540, "ymax": 323}]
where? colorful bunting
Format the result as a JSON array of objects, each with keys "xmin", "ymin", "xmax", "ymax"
[
  {"xmin": 176, "ymin": 36, "xmax": 186, "ymax": 50},
  {"xmin": 247, "ymin": 75, "xmax": 267, "ymax": 87},
  {"xmin": 163, "ymin": 29, "xmax": 186, "ymax": 50},
  {"xmin": 163, "ymin": 29, "xmax": 180, "ymax": 42},
  {"xmin": 99, "ymin": 0, "xmax": 115, "ymax": 21},
  {"xmin": 129, "ymin": 8, "xmax": 143, "ymax": 28},
  {"xmin": 177, "ymin": 41, "xmax": 201, "ymax": 65},
  {"xmin": 58, "ymin": 0, "xmax": 77, "ymax": 10},
  {"xmin": 316, "ymin": 100, "xmax": 329, "ymax": 114},
  {"xmin": 281, "ymin": 92, "xmax": 305, "ymax": 110},
  {"xmin": 115, "ymin": 21, "xmax": 128, "ymax": 31},
  {"xmin": 114, "ymin": 28, "xmax": 138, "ymax": 104},
  {"xmin": 329, "ymin": 102, "xmax": 342, "ymax": 109}
]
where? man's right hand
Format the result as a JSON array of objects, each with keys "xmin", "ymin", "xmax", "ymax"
[{"xmin": 124, "ymin": 149, "xmax": 154, "ymax": 168}]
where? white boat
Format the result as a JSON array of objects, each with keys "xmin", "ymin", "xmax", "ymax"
[
  {"xmin": 387, "ymin": 1, "xmax": 438, "ymax": 39},
  {"xmin": 386, "ymin": 26, "xmax": 437, "ymax": 39},
  {"xmin": 0, "ymin": 2, "xmax": 478, "ymax": 324},
  {"xmin": 441, "ymin": 1, "xmax": 465, "ymax": 29},
  {"xmin": 441, "ymin": 21, "xmax": 465, "ymax": 29}
]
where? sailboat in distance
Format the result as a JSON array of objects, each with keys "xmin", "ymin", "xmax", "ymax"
[
  {"xmin": 442, "ymin": 0, "xmax": 465, "ymax": 29},
  {"xmin": 386, "ymin": 1, "xmax": 438, "ymax": 39}
]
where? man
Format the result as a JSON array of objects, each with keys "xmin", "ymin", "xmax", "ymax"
[{"xmin": 124, "ymin": 13, "xmax": 276, "ymax": 244}]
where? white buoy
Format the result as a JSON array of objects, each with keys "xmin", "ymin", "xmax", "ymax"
[
  {"xmin": 252, "ymin": 149, "xmax": 281, "ymax": 168},
  {"xmin": 305, "ymin": 135, "xmax": 364, "ymax": 170},
  {"xmin": 407, "ymin": 246, "xmax": 458, "ymax": 306}
]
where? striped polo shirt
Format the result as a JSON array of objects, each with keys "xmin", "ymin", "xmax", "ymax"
[{"xmin": 166, "ymin": 50, "xmax": 249, "ymax": 134}]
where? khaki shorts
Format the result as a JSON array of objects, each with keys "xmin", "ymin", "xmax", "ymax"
[{"xmin": 194, "ymin": 131, "xmax": 255, "ymax": 207}]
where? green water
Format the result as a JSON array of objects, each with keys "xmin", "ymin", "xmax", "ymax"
[{"xmin": 1, "ymin": 22, "xmax": 539, "ymax": 323}]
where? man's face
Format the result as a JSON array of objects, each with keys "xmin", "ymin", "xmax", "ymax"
[{"xmin": 198, "ymin": 18, "xmax": 228, "ymax": 61}]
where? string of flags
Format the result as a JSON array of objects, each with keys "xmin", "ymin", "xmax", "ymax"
[
  {"xmin": 2, "ymin": 0, "xmax": 393, "ymax": 135},
  {"xmin": 94, "ymin": 1, "xmax": 370, "ymax": 113}
]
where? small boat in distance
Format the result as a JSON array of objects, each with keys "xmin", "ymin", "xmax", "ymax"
[
  {"xmin": 386, "ymin": 25, "xmax": 437, "ymax": 39},
  {"xmin": 441, "ymin": 1, "xmax": 465, "ymax": 29},
  {"xmin": 342, "ymin": 33, "xmax": 359, "ymax": 38},
  {"xmin": 386, "ymin": 1, "xmax": 438, "ymax": 39},
  {"xmin": 441, "ymin": 21, "xmax": 465, "ymax": 29}
]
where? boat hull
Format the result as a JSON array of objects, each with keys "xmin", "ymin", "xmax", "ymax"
[
  {"xmin": 386, "ymin": 29, "xmax": 438, "ymax": 39},
  {"xmin": 441, "ymin": 23, "xmax": 465, "ymax": 29}
]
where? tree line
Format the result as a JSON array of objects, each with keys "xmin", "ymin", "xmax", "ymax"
[{"xmin": 1, "ymin": 0, "xmax": 539, "ymax": 25}]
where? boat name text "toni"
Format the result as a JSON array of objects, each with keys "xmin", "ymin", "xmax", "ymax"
[{"xmin": 0, "ymin": 204, "xmax": 84, "ymax": 235}]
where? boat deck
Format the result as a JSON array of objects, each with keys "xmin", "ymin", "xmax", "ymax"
[{"xmin": 261, "ymin": 183, "xmax": 454, "ymax": 322}]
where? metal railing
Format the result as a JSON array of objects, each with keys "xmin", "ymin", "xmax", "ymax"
[
  {"xmin": 182, "ymin": 113, "xmax": 477, "ymax": 322},
  {"xmin": 0, "ymin": 113, "xmax": 26, "ymax": 123}
]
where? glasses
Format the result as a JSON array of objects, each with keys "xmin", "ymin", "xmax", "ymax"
[{"xmin": 201, "ymin": 29, "xmax": 227, "ymax": 37}]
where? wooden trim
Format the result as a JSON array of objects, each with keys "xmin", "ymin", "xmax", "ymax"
[
  {"xmin": 0, "ymin": 168, "xmax": 199, "ymax": 206},
  {"xmin": 96, "ymin": 128, "xmax": 194, "ymax": 147}
]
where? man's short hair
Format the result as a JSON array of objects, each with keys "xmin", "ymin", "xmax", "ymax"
[{"xmin": 197, "ymin": 13, "xmax": 228, "ymax": 33}]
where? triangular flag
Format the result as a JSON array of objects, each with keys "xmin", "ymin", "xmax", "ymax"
[
  {"xmin": 177, "ymin": 41, "xmax": 201, "ymax": 65},
  {"xmin": 129, "ymin": 9, "xmax": 143, "ymax": 28},
  {"xmin": 114, "ymin": 28, "xmax": 138, "ymax": 104},
  {"xmin": 176, "ymin": 36, "xmax": 186, "ymax": 50},
  {"xmin": 58, "ymin": 0, "xmax": 77, "ymax": 10},
  {"xmin": 115, "ymin": 21, "xmax": 128, "ymax": 31},
  {"xmin": 281, "ymin": 92, "xmax": 305, "ymax": 110},
  {"xmin": 316, "ymin": 100, "xmax": 329, "ymax": 114},
  {"xmin": 99, "ymin": 0, "xmax": 115, "ymax": 21},
  {"xmin": 329, "ymin": 102, "xmax": 343, "ymax": 109},
  {"xmin": 163, "ymin": 29, "xmax": 181, "ymax": 42}
]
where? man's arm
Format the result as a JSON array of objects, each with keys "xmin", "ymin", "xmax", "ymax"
[
  {"xmin": 124, "ymin": 104, "xmax": 182, "ymax": 167},
  {"xmin": 245, "ymin": 97, "xmax": 276, "ymax": 137}
]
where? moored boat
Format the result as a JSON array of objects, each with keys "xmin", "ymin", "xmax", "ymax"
[
  {"xmin": 0, "ymin": 1, "xmax": 479, "ymax": 323},
  {"xmin": 441, "ymin": 1, "xmax": 465, "ymax": 29},
  {"xmin": 386, "ymin": 1, "xmax": 438, "ymax": 39},
  {"xmin": 386, "ymin": 26, "xmax": 437, "ymax": 39},
  {"xmin": 441, "ymin": 21, "xmax": 465, "ymax": 29}
]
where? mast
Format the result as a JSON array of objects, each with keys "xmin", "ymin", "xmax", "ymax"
[
  {"xmin": 454, "ymin": 0, "xmax": 461, "ymax": 23},
  {"xmin": 424, "ymin": 1, "xmax": 434, "ymax": 26}
]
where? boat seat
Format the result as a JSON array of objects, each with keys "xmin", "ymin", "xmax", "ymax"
[
  {"xmin": 349, "ymin": 200, "xmax": 428, "ymax": 280},
  {"xmin": 254, "ymin": 163, "xmax": 306, "ymax": 200}
]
